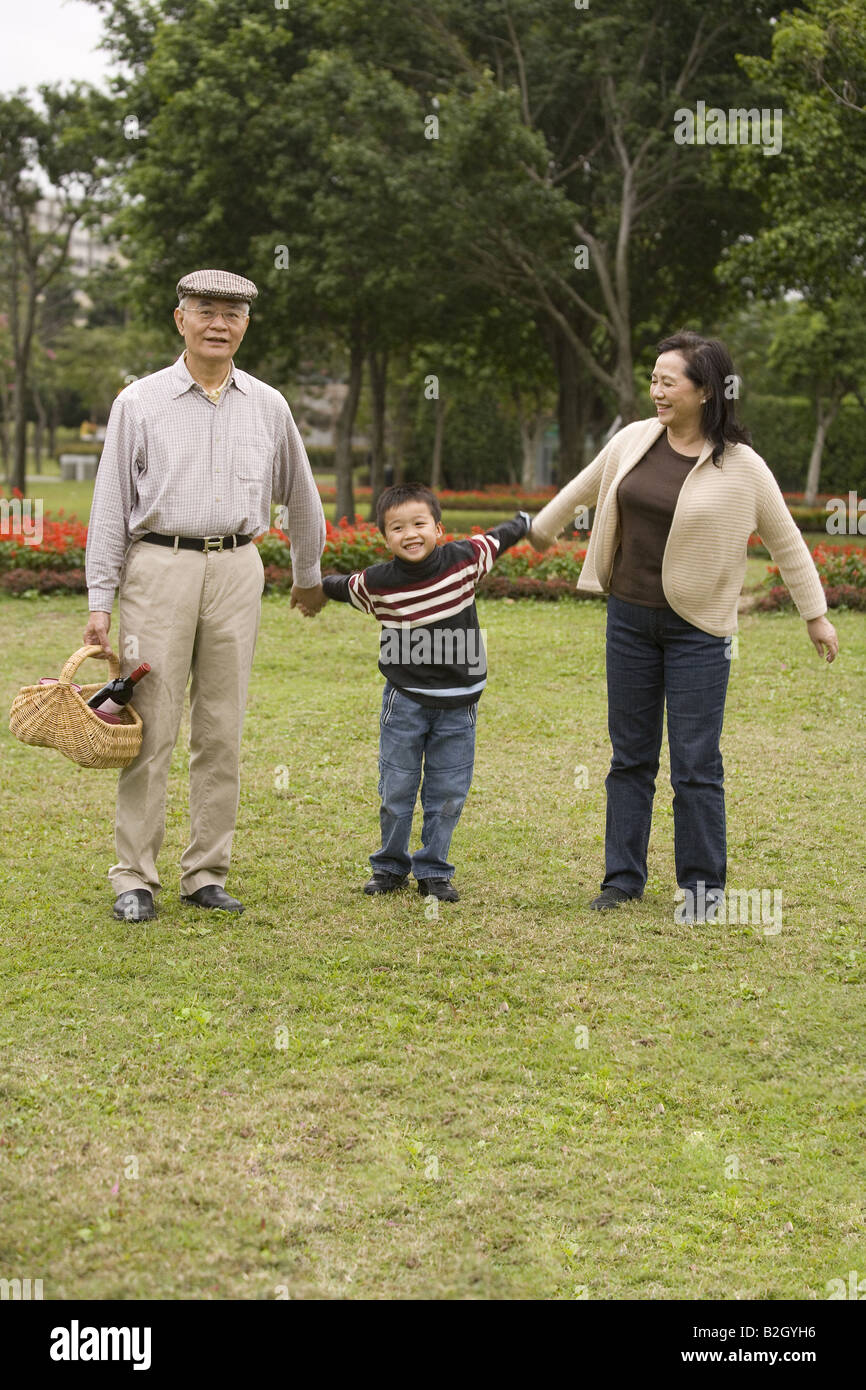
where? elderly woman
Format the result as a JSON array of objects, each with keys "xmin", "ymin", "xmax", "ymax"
[{"xmin": 530, "ymin": 330, "xmax": 838, "ymax": 918}]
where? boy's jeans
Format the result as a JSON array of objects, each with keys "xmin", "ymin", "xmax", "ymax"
[
  {"xmin": 370, "ymin": 682, "xmax": 477, "ymax": 882},
  {"xmin": 603, "ymin": 595, "xmax": 730, "ymax": 898}
]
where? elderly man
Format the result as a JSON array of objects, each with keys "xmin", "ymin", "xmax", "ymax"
[{"xmin": 84, "ymin": 269, "xmax": 326, "ymax": 921}]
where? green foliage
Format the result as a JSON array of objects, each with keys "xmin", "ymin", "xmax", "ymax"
[
  {"xmin": 722, "ymin": 0, "xmax": 866, "ymax": 303},
  {"xmin": 406, "ymin": 387, "xmax": 522, "ymax": 490},
  {"xmin": 743, "ymin": 394, "xmax": 866, "ymax": 495}
]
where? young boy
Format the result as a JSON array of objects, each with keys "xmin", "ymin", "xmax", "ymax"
[{"xmin": 315, "ymin": 484, "xmax": 531, "ymax": 902}]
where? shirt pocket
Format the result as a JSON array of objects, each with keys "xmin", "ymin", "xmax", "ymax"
[{"xmin": 234, "ymin": 433, "xmax": 273, "ymax": 481}]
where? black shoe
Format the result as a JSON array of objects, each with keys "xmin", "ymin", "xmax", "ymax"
[
  {"xmin": 417, "ymin": 878, "xmax": 459, "ymax": 903},
  {"xmin": 113, "ymin": 889, "xmax": 157, "ymax": 922},
  {"xmin": 588, "ymin": 886, "xmax": 642, "ymax": 911},
  {"xmin": 364, "ymin": 871, "xmax": 408, "ymax": 895},
  {"xmin": 180, "ymin": 885, "xmax": 245, "ymax": 913}
]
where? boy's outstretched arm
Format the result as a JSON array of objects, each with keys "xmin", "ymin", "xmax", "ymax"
[
  {"xmin": 321, "ymin": 574, "xmax": 349, "ymax": 603},
  {"xmin": 470, "ymin": 510, "xmax": 533, "ymax": 580},
  {"xmin": 321, "ymin": 570, "xmax": 376, "ymax": 614}
]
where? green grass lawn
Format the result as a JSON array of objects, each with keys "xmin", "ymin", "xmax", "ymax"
[{"xmin": 0, "ymin": 593, "xmax": 864, "ymax": 1299}]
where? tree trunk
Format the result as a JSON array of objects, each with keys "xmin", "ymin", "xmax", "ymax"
[
  {"xmin": 550, "ymin": 328, "xmax": 583, "ymax": 487},
  {"xmin": 389, "ymin": 371, "xmax": 410, "ymax": 486},
  {"xmin": 367, "ymin": 349, "xmax": 388, "ymax": 522},
  {"xmin": 614, "ymin": 338, "xmax": 638, "ymax": 424},
  {"xmin": 0, "ymin": 366, "xmax": 9, "ymax": 479},
  {"xmin": 32, "ymin": 381, "xmax": 46, "ymax": 474},
  {"xmin": 804, "ymin": 392, "xmax": 840, "ymax": 505},
  {"xmin": 511, "ymin": 384, "xmax": 538, "ymax": 489},
  {"xmin": 431, "ymin": 394, "xmax": 446, "ymax": 491},
  {"xmin": 12, "ymin": 361, "xmax": 29, "ymax": 493},
  {"xmin": 333, "ymin": 327, "xmax": 364, "ymax": 525},
  {"xmin": 10, "ymin": 258, "xmax": 37, "ymax": 494},
  {"xmin": 48, "ymin": 407, "xmax": 57, "ymax": 461}
]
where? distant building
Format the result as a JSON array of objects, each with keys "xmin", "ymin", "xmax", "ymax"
[
  {"xmin": 291, "ymin": 369, "xmax": 370, "ymax": 453},
  {"xmin": 34, "ymin": 197, "xmax": 122, "ymax": 323}
]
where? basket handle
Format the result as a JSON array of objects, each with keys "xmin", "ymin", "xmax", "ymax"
[{"xmin": 60, "ymin": 645, "xmax": 121, "ymax": 683}]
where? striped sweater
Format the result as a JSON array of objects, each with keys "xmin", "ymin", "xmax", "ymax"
[{"xmin": 322, "ymin": 513, "xmax": 530, "ymax": 707}]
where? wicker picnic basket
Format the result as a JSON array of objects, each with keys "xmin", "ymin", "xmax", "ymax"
[{"xmin": 9, "ymin": 645, "xmax": 144, "ymax": 769}]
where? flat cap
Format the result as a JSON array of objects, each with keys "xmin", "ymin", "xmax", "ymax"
[{"xmin": 176, "ymin": 268, "xmax": 259, "ymax": 303}]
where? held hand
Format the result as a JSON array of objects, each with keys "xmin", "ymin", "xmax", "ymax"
[
  {"xmin": 527, "ymin": 523, "xmax": 552, "ymax": 553},
  {"xmin": 291, "ymin": 583, "xmax": 326, "ymax": 617},
  {"xmin": 807, "ymin": 615, "xmax": 839, "ymax": 663},
  {"xmin": 83, "ymin": 610, "xmax": 113, "ymax": 656}
]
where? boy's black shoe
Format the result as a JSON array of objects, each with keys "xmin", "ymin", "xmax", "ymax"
[
  {"xmin": 588, "ymin": 886, "xmax": 642, "ymax": 911},
  {"xmin": 364, "ymin": 871, "xmax": 408, "ymax": 895},
  {"xmin": 417, "ymin": 878, "xmax": 459, "ymax": 903}
]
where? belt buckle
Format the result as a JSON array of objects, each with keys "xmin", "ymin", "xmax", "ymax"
[{"xmin": 203, "ymin": 535, "xmax": 224, "ymax": 552}]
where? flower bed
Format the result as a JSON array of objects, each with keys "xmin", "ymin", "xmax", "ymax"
[
  {"xmin": 259, "ymin": 519, "xmax": 588, "ymax": 596},
  {"xmin": 4, "ymin": 499, "xmax": 863, "ymax": 605},
  {"xmin": 756, "ymin": 544, "xmax": 866, "ymax": 611},
  {"xmin": 0, "ymin": 514, "xmax": 87, "ymax": 574},
  {"xmin": 754, "ymin": 583, "xmax": 866, "ymax": 613}
]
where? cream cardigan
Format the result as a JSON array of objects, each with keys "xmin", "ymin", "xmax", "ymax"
[{"xmin": 529, "ymin": 418, "xmax": 827, "ymax": 636}]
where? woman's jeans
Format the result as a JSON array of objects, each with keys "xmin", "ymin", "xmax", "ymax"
[
  {"xmin": 604, "ymin": 596, "xmax": 730, "ymax": 897},
  {"xmin": 370, "ymin": 682, "xmax": 477, "ymax": 882}
]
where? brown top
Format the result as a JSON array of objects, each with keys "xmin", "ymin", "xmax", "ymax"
[{"xmin": 609, "ymin": 432, "xmax": 699, "ymax": 607}]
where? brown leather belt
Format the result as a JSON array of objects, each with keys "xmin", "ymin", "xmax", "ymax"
[{"xmin": 141, "ymin": 532, "xmax": 252, "ymax": 553}]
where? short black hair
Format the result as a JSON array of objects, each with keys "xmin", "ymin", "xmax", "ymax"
[
  {"xmin": 376, "ymin": 483, "xmax": 442, "ymax": 534},
  {"xmin": 656, "ymin": 330, "xmax": 752, "ymax": 464}
]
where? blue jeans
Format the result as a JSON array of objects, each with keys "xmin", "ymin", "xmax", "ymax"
[
  {"xmin": 604, "ymin": 596, "xmax": 730, "ymax": 897},
  {"xmin": 370, "ymin": 682, "xmax": 477, "ymax": 881}
]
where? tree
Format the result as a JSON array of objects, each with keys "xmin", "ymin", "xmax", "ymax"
[
  {"xmin": 92, "ymin": 0, "xmax": 771, "ymax": 497},
  {"xmin": 323, "ymin": 0, "xmax": 771, "ymax": 470},
  {"xmin": 0, "ymin": 87, "xmax": 116, "ymax": 491},
  {"xmin": 93, "ymin": 2, "xmax": 451, "ymax": 521},
  {"xmin": 765, "ymin": 299, "xmax": 866, "ymax": 502},
  {"xmin": 718, "ymin": 0, "xmax": 866, "ymax": 499}
]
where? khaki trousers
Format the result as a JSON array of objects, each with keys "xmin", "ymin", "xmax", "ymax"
[{"xmin": 109, "ymin": 539, "xmax": 264, "ymax": 897}]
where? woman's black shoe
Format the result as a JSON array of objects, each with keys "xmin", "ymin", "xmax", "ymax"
[{"xmin": 589, "ymin": 886, "xmax": 641, "ymax": 911}]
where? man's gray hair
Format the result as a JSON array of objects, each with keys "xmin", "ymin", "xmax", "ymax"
[{"xmin": 178, "ymin": 296, "xmax": 250, "ymax": 315}]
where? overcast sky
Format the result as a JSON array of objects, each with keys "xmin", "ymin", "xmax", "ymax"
[{"xmin": 0, "ymin": 0, "xmax": 116, "ymax": 97}]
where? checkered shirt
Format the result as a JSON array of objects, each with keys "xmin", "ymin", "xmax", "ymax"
[{"xmin": 85, "ymin": 354, "xmax": 325, "ymax": 610}]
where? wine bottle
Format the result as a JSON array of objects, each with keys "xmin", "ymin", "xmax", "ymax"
[{"xmin": 87, "ymin": 662, "xmax": 151, "ymax": 715}]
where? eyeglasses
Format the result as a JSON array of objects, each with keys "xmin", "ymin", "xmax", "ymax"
[{"xmin": 184, "ymin": 306, "xmax": 247, "ymax": 323}]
